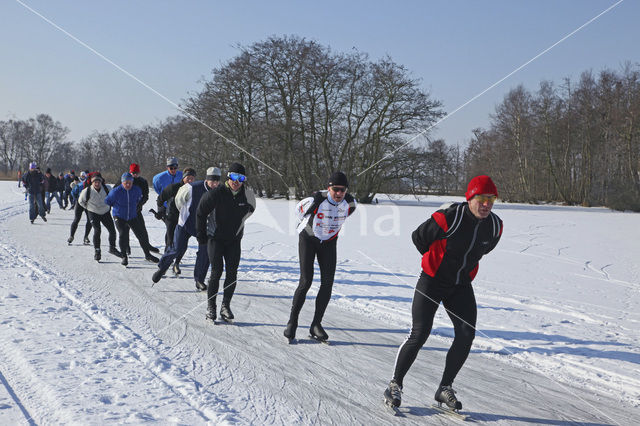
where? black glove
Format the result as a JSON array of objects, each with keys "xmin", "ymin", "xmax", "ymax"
[{"xmin": 150, "ymin": 207, "xmax": 165, "ymax": 220}]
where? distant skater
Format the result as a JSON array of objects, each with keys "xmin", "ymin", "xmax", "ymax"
[{"xmin": 384, "ymin": 175, "xmax": 503, "ymax": 412}]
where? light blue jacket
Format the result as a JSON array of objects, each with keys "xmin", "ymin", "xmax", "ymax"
[{"xmin": 152, "ymin": 170, "xmax": 183, "ymax": 196}]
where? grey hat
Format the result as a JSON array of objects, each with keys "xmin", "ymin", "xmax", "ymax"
[
  {"xmin": 166, "ymin": 157, "xmax": 179, "ymax": 167},
  {"xmin": 206, "ymin": 167, "xmax": 221, "ymax": 180}
]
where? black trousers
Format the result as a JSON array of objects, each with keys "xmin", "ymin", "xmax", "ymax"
[
  {"xmin": 163, "ymin": 217, "xmax": 182, "ymax": 263},
  {"xmin": 206, "ymin": 239, "xmax": 241, "ymax": 307},
  {"xmin": 114, "ymin": 216, "xmax": 153, "ymax": 256},
  {"xmin": 288, "ymin": 233, "xmax": 337, "ymax": 326},
  {"xmin": 134, "ymin": 211, "xmax": 154, "ymax": 252},
  {"xmin": 87, "ymin": 211, "xmax": 117, "ymax": 249},
  {"xmin": 392, "ymin": 272, "xmax": 477, "ymax": 388},
  {"xmin": 70, "ymin": 202, "xmax": 91, "ymax": 239}
]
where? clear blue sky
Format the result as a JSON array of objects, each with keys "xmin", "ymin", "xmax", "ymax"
[{"xmin": 1, "ymin": 0, "xmax": 637, "ymax": 147}]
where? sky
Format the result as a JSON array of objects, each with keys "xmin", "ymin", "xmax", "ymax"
[
  {"xmin": 1, "ymin": 0, "xmax": 638, "ymax": 147},
  {"xmin": 1, "ymin": 180, "xmax": 638, "ymax": 423}
]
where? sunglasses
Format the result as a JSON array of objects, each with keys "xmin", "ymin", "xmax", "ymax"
[
  {"xmin": 228, "ymin": 172, "xmax": 246, "ymax": 182},
  {"xmin": 168, "ymin": 165, "xmax": 178, "ymax": 170},
  {"xmin": 330, "ymin": 186, "xmax": 347, "ymax": 193},
  {"xmin": 474, "ymin": 194, "xmax": 497, "ymax": 203}
]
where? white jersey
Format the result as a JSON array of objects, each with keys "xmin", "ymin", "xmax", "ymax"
[{"xmin": 295, "ymin": 192, "xmax": 356, "ymax": 241}]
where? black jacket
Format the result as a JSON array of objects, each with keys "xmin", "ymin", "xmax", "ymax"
[
  {"xmin": 133, "ymin": 176, "xmax": 150, "ymax": 212},
  {"xmin": 22, "ymin": 170, "xmax": 44, "ymax": 194},
  {"xmin": 196, "ymin": 183, "xmax": 256, "ymax": 244},
  {"xmin": 412, "ymin": 202, "xmax": 503, "ymax": 286}
]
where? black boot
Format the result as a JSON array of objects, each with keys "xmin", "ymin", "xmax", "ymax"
[
  {"xmin": 94, "ymin": 248, "xmax": 101, "ymax": 262},
  {"xmin": 172, "ymin": 261, "xmax": 181, "ymax": 275},
  {"xmin": 195, "ymin": 281, "xmax": 207, "ymax": 291},
  {"xmin": 152, "ymin": 268, "xmax": 165, "ymax": 284},
  {"xmin": 434, "ymin": 385, "xmax": 462, "ymax": 410},
  {"xmin": 145, "ymin": 253, "xmax": 159, "ymax": 263},
  {"xmin": 309, "ymin": 323, "xmax": 328, "ymax": 342},
  {"xmin": 206, "ymin": 304, "xmax": 217, "ymax": 322},
  {"xmin": 284, "ymin": 320, "xmax": 298, "ymax": 342},
  {"xmin": 121, "ymin": 255, "xmax": 128, "ymax": 266},
  {"xmin": 109, "ymin": 246, "xmax": 124, "ymax": 258},
  {"xmin": 384, "ymin": 380, "xmax": 402, "ymax": 408},
  {"xmin": 220, "ymin": 303, "xmax": 234, "ymax": 321}
]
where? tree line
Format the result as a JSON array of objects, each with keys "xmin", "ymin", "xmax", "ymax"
[
  {"xmin": 2, "ymin": 36, "xmax": 639, "ymax": 210},
  {"xmin": 467, "ymin": 64, "xmax": 640, "ymax": 210}
]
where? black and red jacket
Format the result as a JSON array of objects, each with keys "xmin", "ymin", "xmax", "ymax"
[{"xmin": 412, "ymin": 202, "xmax": 503, "ymax": 286}]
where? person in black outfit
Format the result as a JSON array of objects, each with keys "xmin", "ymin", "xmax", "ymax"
[
  {"xmin": 156, "ymin": 167, "xmax": 196, "ymax": 273},
  {"xmin": 22, "ymin": 162, "xmax": 47, "ymax": 223},
  {"xmin": 384, "ymin": 175, "xmax": 503, "ymax": 411},
  {"xmin": 284, "ymin": 172, "xmax": 357, "ymax": 342},
  {"xmin": 196, "ymin": 163, "xmax": 256, "ymax": 322},
  {"xmin": 56, "ymin": 173, "xmax": 66, "ymax": 209},
  {"xmin": 128, "ymin": 163, "xmax": 159, "ymax": 255}
]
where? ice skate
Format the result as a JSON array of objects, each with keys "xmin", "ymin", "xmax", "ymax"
[
  {"xmin": 283, "ymin": 321, "xmax": 297, "ymax": 343},
  {"xmin": 309, "ymin": 323, "xmax": 329, "ymax": 343},
  {"xmin": 220, "ymin": 304, "xmax": 234, "ymax": 323},
  {"xmin": 384, "ymin": 380, "xmax": 402, "ymax": 408},
  {"xmin": 206, "ymin": 304, "xmax": 217, "ymax": 322},
  {"xmin": 434, "ymin": 385, "xmax": 462, "ymax": 410}
]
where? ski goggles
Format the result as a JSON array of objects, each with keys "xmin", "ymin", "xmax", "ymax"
[
  {"xmin": 227, "ymin": 172, "xmax": 246, "ymax": 183},
  {"xmin": 473, "ymin": 194, "xmax": 497, "ymax": 203},
  {"xmin": 330, "ymin": 186, "xmax": 347, "ymax": 193}
]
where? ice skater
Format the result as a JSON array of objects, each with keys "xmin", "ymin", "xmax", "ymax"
[
  {"xmin": 283, "ymin": 171, "xmax": 357, "ymax": 343},
  {"xmin": 384, "ymin": 175, "xmax": 503, "ymax": 412}
]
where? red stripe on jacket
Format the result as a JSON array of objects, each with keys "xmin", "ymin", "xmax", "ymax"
[{"xmin": 421, "ymin": 211, "xmax": 448, "ymax": 278}]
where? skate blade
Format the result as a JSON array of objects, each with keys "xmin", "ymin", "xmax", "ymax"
[
  {"xmin": 309, "ymin": 334, "xmax": 330, "ymax": 345},
  {"xmin": 431, "ymin": 403, "xmax": 468, "ymax": 420},
  {"xmin": 383, "ymin": 399, "xmax": 403, "ymax": 416},
  {"xmin": 221, "ymin": 316, "xmax": 234, "ymax": 324}
]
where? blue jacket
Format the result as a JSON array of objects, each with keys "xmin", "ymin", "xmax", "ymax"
[
  {"xmin": 152, "ymin": 170, "xmax": 183, "ymax": 196},
  {"xmin": 105, "ymin": 184, "xmax": 142, "ymax": 221},
  {"xmin": 71, "ymin": 179, "xmax": 86, "ymax": 199}
]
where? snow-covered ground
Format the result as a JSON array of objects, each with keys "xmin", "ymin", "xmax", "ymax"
[{"xmin": 0, "ymin": 180, "xmax": 638, "ymax": 425}]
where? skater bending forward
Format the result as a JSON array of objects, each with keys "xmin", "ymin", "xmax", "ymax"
[
  {"xmin": 384, "ymin": 175, "xmax": 503, "ymax": 411},
  {"xmin": 284, "ymin": 171, "xmax": 356, "ymax": 342}
]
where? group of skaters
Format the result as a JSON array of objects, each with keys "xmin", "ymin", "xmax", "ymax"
[{"xmin": 21, "ymin": 160, "xmax": 503, "ymax": 413}]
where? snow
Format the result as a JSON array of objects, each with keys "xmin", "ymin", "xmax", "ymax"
[{"xmin": 0, "ymin": 181, "xmax": 638, "ymax": 425}]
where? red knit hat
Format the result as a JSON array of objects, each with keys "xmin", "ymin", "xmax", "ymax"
[
  {"xmin": 465, "ymin": 175, "xmax": 498, "ymax": 201},
  {"xmin": 129, "ymin": 163, "xmax": 140, "ymax": 174}
]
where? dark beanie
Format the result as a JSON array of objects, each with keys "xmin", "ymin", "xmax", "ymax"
[
  {"xmin": 465, "ymin": 175, "xmax": 498, "ymax": 200},
  {"xmin": 183, "ymin": 167, "xmax": 196, "ymax": 178},
  {"xmin": 45, "ymin": 168, "xmax": 52, "ymax": 174},
  {"xmin": 228, "ymin": 162, "xmax": 246, "ymax": 175},
  {"xmin": 328, "ymin": 171, "xmax": 348, "ymax": 187}
]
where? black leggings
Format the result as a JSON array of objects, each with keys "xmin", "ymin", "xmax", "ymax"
[
  {"xmin": 392, "ymin": 272, "xmax": 477, "ymax": 388},
  {"xmin": 70, "ymin": 202, "xmax": 91, "ymax": 239},
  {"xmin": 289, "ymin": 234, "xmax": 337, "ymax": 325},
  {"xmin": 87, "ymin": 211, "xmax": 117, "ymax": 249},
  {"xmin": 114, "ymin": 216, "xmax": 152, "ymax": 256},
  {"xmin": 207, "ymin": 239, "xmax": 241, "ymax": 306}
]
